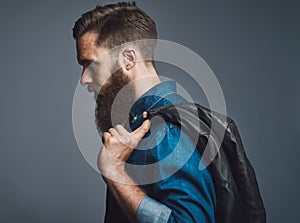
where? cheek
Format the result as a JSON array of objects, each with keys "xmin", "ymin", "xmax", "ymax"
[{"xmin": 91, "ymin": 68, "xmax": 109, "ymax": 85}]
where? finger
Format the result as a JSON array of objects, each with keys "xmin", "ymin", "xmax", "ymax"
[
  {"xmin": 142, "ymin": 111, "xmax": 148, "ymax": 119},
  {"xmin": 102, "ymin": 132, "xmax": 111, "ymax": 144},
  {"xmin": 108, "ymin": 127, "xmax": 118, "ymax": 136},
  {"xmin": 115, "ymin": 124, "xmax": 129, "ymax": 136},
  {"xmin": 114, "ymin": 125, "xmax": 133, "ymax": 147},
  {"xmin": 132, "ymin": 118, "xmax": 151, "ymax": 140}
]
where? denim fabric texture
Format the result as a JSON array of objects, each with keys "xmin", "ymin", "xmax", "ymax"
[{"xmin": 104, "ymin": 81, "xmax": 216, "ymax": 223}]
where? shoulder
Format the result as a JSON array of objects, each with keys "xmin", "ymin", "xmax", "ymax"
[{"xmin": 147, "ymin": 119, "xmax": 197, "ymax": 165}]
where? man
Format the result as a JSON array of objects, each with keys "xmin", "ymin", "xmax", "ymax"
[{"xmin": 73, "ymin": 2, "xmax": 216, "ymax": 222}]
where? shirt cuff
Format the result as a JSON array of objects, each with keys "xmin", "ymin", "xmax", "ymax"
[{"xmin": 136, "ymin": 195, "xmax": 172, "ymax": 223}]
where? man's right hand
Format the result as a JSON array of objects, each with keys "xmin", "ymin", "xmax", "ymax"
[{"xmin": 98, "ymin": 112, "xmax": 151, "ymax": 181}]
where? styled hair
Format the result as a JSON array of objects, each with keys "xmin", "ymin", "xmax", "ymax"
[{"xmin": 73, "ymin": 1, "xmax": 157, "ymax": 65}]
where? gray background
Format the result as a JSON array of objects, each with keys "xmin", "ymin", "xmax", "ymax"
[{"xmin": 0, "ymin": 0, "xmax": 299, "ymax": 222}]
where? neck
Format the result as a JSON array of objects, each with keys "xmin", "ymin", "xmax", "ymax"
[{"xmin": 132, "ymin": 64, "xmax": 161, "ymax": 100}]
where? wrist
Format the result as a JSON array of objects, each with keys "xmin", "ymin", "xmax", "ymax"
[{"xmin": 100, "ymin": 163, "xmax": 127, "ymax": 181}]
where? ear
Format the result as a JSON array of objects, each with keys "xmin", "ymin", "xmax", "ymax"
[{"xmin": 119, "ymin": 48, "xmax": 136, "ymax": 71}]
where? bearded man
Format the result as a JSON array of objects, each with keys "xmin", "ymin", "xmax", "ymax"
[{"xmin": 73, "ymin": 2, "xmax": 216, "ymax": 223}]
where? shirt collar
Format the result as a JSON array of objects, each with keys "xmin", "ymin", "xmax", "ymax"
[{"xmin": 129, "ymin": 80, "xmax": 177, "ymax": 123}]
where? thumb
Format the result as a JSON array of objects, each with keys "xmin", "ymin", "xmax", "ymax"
[{"xmin": 132, "ymin": 112, "xmax": 151, "ymax": 140}]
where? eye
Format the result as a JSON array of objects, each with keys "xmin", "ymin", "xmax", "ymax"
[
  {"xmin": 79, "ymin": 59, "xmax": 93, "ymax": 67},
  {"xmin": 83, "ymin": 62, "xmax": 92, "ymax": 68}
]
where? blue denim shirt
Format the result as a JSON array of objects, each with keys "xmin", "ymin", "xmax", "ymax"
[{"xmin": 104, "ymin": 81, "xmax": 216, "ymax": 223}]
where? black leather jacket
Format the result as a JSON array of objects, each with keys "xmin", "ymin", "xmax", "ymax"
[{"xmin": 147, "ymin": 102, "xmax": 266, "ymax": 223}]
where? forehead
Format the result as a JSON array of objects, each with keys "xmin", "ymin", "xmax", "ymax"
[{"xmin": 76, "ymin": 32, "xmax": 107, "ymax": 63}]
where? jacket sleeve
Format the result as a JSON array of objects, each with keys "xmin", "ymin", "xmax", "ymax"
[
  {"xmin": 137, "ymin": 123, "xmax": 216, "ymax": 223},
  {"xmin": 226, "ymin": 120, "xmax": 266, "ymax": 223}
]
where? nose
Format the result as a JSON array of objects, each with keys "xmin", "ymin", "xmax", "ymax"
[{"xmin": 80, "ymin": 67, "xmax": 93, "ymax": 86}]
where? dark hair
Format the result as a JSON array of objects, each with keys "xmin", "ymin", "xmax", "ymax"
[{"xmin": 73, "ymin": 1, "xmax": 157, "ymax": 65}]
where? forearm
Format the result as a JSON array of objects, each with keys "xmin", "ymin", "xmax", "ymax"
[{"xmin": 103, "ymin": 170, "xmax": 146, "ymax": 223}]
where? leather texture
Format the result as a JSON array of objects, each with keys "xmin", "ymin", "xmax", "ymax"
[{"xmin": 147, "ymin": 102, "xmax": 266, "ymax": 223}]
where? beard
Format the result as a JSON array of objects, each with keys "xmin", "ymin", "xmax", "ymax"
[{"xmin": 95, "ymin": 68, "xmax": 134, "ymax": 133}]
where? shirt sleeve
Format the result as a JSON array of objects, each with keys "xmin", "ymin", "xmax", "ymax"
[
  {"xmin": 136, "ymin": 195, "xmax": 171, "ymax": 223},
  {"xmin": 137, "ymin": 123, "xmax": 216, "ymax": 223}
]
